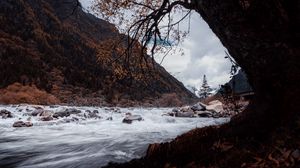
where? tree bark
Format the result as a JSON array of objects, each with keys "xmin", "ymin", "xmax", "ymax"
[
  {"xmin": 103, "ymin": 1, "xmax": 300, "ymax": 167},
  {"xmin": 193, "ymin": 0, "xmax": 300, "ymax": 129}
]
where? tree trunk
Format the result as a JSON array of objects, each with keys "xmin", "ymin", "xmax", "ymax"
[
  {"xmin": 103, "ymin": 1, "xmax": 300, "ymax": 167},
  {"xmin": 194, "ymin": 0, "xmax": 300, "ymax": 130}
]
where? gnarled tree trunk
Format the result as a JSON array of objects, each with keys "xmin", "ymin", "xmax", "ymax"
[
  {"xmin": 194, "ymin": 0, "xmax": 300, "ymax": 131},
  {"xmin": 104, "ymin": 1, "xmax": 300, "ymax": 167}
]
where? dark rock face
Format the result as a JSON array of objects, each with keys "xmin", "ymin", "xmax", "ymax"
[{"xmin": 0, "ymin": 0, "xmax": 197, "ymax": 105}]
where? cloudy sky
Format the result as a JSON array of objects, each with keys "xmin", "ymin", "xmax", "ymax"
[{"xmin": 80, "ymin": 1, "xmax": 231, "ymax": 89}]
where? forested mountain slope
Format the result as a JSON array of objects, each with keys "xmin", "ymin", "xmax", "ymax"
[{"xmin": 0, "ymin": 0, "xmax": 196, "ymax": 105}]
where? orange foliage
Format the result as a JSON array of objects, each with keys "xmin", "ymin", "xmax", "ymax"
[
  {"xmin": 155, "ymin": 93, "xmax": 184, "ymax": 107},
  {"xmin": 0, "ymin": 83, "xmax": 60, "ymax": 105}
]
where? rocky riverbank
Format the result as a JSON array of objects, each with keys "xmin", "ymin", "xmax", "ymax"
[
  {"xmin": 164, "ymin": 99, "xmax": 248, "ymax": 119},
  {"xmin": 0, "ymin": 100, "xmax": 241, "ymax": 128}
]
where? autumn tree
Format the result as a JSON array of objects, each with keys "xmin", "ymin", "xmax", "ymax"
[
  {"xmin": 90, "ymin": 0, "xmax": 299, "ymax": 131},
  {"xmin": 72, "ymin": 0, "xmax": 299, "ymax": 167}
]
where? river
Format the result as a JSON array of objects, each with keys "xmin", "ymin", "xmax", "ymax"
[{"xmin": 0, "ymin": 105, "xmax": 229, "ymax": 168}]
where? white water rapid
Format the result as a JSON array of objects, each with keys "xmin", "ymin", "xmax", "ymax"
[{"xmin": 0, "ymin": 105, "xmax": 229, "ymax": 168}]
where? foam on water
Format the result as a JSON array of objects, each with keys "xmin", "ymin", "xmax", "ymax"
[{"xmin": 0, "ymin": 105, "xmax": 230, "ymax": 168}]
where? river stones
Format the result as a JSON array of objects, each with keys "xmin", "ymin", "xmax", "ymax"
[
  {"xmin": 53, "ymin": 108, "xmax": 81, "ymax": 118},
  {"xmin": 113, "ymin": 108, "xmax": 121, "ymax": 113},
  {"xmin": 175, "ymin": 111, "xmax": 195, "ymax": 118},
  {"xmin": 0, "ymin": 109, "xmax": 13, "ymax": 119},
  {"xmin": 62, "ymin": 117, "xmax": 79, "ymax": 123},
  {"xmin": 180, "ymin": 106, "xmax": 191, "ymax": 112},
  {"xmin": 53, "ymin": 111, "xmax": 70, "ymax": 118},
  {"xmin": 162, "ymin": 112, "xmax": 175, "ymax": 117},
  {"xmin": 122, "ymin": 114, "xmax": 143, "ymax": 124},
  {"xmin": 13, "ymin": 121, "xmax": 33, "ymax": 127},
  {"xmin": 65, "ymin": 108, "xmax": 81, "ymax": 114},
  {"xmin": 206, "ymin": 100, "xmax": 224, "ymax": 113},
  {"xmin": 49, "ymin": 105, "xmax": 59, "ymax": 108},
  {"xmin": 84, "ymin": 110, "xmax": 101, "ymax": 119},
  {"xmin": 195, "ymin": 111, "xmax": 213, "ymax": 117},
  {"xmin": 40, "ymin": 115, "xmax": 53, "ymax": 121},
  {"xmin": 31, "ymin": 109, "xmax": 44, "ymax": 116},
  {"xmin": 191, "ymin": 103, "xmax": 206, "ymax": 111},
  {"xmin": 106, "ymin": 117, "xmax": 113, "ymax": 120}
]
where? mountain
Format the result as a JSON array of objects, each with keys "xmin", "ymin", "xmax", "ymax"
[{"xmin": 0, "ymin": 0, "xmax": 197, "ymax": 106}]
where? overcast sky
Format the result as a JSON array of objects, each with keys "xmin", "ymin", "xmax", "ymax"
[{"xmin": 80, "ymin": 1, "xmax": 231, "ymax": 89}]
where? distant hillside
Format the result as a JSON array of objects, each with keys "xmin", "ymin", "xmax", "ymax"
[{"xmin": 0, "ymin": 0, "xmax": 197, "ymax": 106}]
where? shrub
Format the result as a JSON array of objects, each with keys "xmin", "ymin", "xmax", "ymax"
[
  {"xmin": 0, "ymin": 83, "xmax": 60, "ymax": 105},
  {"xmin": 155, "ymin": 93, "xmax": 184, "ymax": 107}
]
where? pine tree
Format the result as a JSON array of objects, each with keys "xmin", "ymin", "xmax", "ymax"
[{"xmin": 199, "ymin": 75, "xmax": 211, "ymax": 99}]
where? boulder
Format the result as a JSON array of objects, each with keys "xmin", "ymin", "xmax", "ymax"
[
  {"xmin": 84, "ymin": 110, "xmax": 101, "ymax": 119},
  {"xmin": 206, "ymin": 104, "xmax": 224, "ymax": 113},
  {"xmin": 162, "ymin": 112, "xmax": 175, "ymax": 117},
  {"xmin": 65, "ymin": 108, "xmax": 81, "ymax": 114},
  {"xmin": 31, "ymin": 109, "xmax": 44, "ymax": 116},
  {"xmin": 175, "ymin": 111, "xmax": 195, "ymax": 118},
  {"xmin": 13, "ymin": 121, "xmax": 33, "ymax": 127},
  {"xmin": 53, "ymin": 108, "xmax": 81, "ymax": 118},
  {"xmin": 62, "ymin": 117, "xmax": 79, "ymax": 123},
  {"xmin": 172, "ymin": 108, "xmax": 179, "ymax": 113},
  {"xmin": 105, "ymin": 107, "xmax": 116, "ymax": 111},
  {"xmin": 40, "ymin": 115, "xmax": 53, "ymax": 121},
  {"xmin": 196, "ymin": 111, "xmax": 213, "ymax": 117},
  {"xmin": 106, "ymin": 117, "xmax": 113, "ymax": 120},
  {"xmin": 208, "ymin": 100, "xmax": 222, "ymax": 105},
  {"xmin": 34, "ymin": 106, "xmax": 43, "ymax": 110},
  {"xmin": 122, "ymin": 115, "xmax": 143, "ymax": 124},
  {"xmin": 49, "ymin": 105, "xmax": 59, "ymax": 108},
  {"xmin": 191, "ymin": 103, "xmax": 206, "ymax": 111},
  {"xmin": 206, "ymin": 100, "xmax": 224, "ymax": 113},
  {"xmin": 38, "ymin": 110, "xmax": 52, "ymax": 117},
  {"xmin": 115, "ymin": 109, "xmax": 121, "ymax": 113},
  {"xmin": 180, "ymin": 106, "xmax": 191, "ymax": 112},
  {"xmin": 93, "ymin": 110, "xmax": 99, "ymax": 114},
  {"xmin": 53, "ymin": 111, "xmax": 70, "ymax": 118},
  {"xmin": 0, "ymin": 109, "xmax": 13, "ymax": 119}
]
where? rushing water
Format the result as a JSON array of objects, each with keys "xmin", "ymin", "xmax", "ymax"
[{"xmin": 0, "ymin": 105, "xmax": 229, "ymax": 168}]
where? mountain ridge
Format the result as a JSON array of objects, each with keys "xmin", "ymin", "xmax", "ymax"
[{"xmin": 0, "ymin": 0, "xmax": 197, "ymax": 106}]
